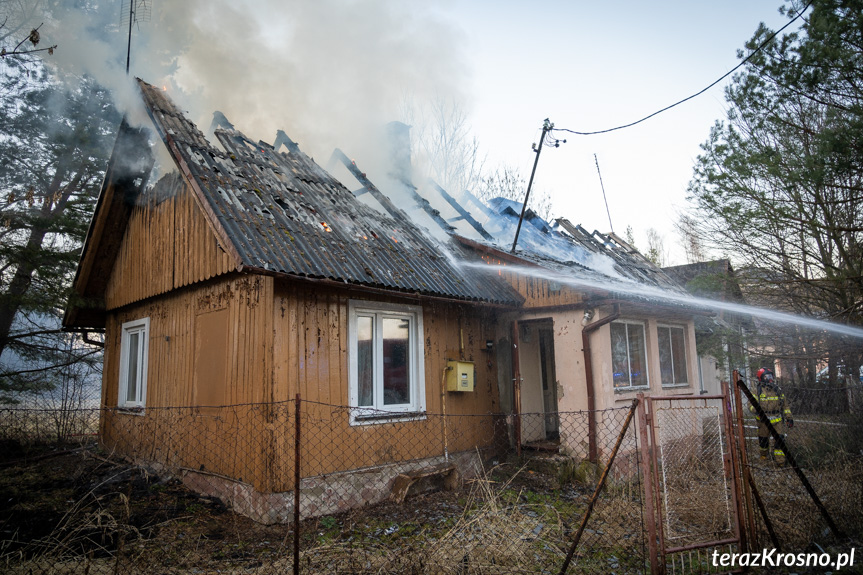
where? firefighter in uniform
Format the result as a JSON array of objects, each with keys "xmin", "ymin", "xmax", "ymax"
[{"xmin": 750, "ymin": 367, "xmax": 793, "ymax": 465}]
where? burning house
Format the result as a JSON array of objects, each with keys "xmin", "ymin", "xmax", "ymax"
[
  {"xmin": 335, "ymin": 131, "xmax": 710, "ymax": 459},
  {"xmin": 64, "ymin": 79, "xmax": 710, "ymax": 521}
]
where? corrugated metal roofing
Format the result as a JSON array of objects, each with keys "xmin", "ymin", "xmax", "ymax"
[
  {"xmin": 457, "ymin": 196, "xmax": 687, "ymax": 293},
  {"xmin": 137, "ymin": 80, "xmax": 521, "ymax": 305}
]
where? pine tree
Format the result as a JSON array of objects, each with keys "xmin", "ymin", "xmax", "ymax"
[
  {"xmin": 0, "ymin": 62, "xmax": 118, "ymax": 400},
  {"xmin": 685, "ymin": 0, "xmax": 863, "ymax": 383}
]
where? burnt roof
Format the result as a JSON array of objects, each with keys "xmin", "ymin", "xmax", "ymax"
[
  {"xmin": 137, "ymin": 80, "xmax": 521, "ymax": 306},
  {"xmin": 449, "ymin": 201, "xmax": 686, "ymax": 294}
]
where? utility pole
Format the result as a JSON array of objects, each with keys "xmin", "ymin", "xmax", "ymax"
[
  {"xmin": 511, "ymin": 119, "xmax": 564, "ymax": 253},
  {"xmin": 125, "ymin": 0, "xmax": 134, "ymax": 75}
]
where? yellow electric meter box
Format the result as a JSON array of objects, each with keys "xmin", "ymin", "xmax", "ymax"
[{"xmin": 446, "ymin": 360, "xmax": 475, "ymax": 392}]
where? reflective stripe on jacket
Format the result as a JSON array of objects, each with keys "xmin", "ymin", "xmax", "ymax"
[{"xmin": 750, "ymin": 391, "xmax": 791, "ymax": 422}]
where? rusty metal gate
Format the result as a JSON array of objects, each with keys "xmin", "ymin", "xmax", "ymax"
[{"xmin": 637, "ymin": 386, "xmax": 746, "ymax": 574}]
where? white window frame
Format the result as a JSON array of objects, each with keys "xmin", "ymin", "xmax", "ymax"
[
  {"xmin": 610, "ymin": 320, "xmax": 650, "ymax": 391},
  {"xmin": 657, "ymin": 324, "xmax": 689, "ymax": 387},
  {"xmin": 118, "ymin": 317, "xmax": 150, "ymax": 412},
  {"xmin": 348, "ymin": 300, "xmax": 425, "ymax": 425}
]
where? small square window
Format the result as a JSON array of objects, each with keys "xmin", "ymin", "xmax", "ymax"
[
  {"xmin": 348, "ymin": 301, "xmax": 425, "ymax": 424},
  {"xmin": 119, "ymin": 318, "xmax": 149, "ymax": 410},
  {"xmin": 658, "ymin": 325, "xmax": 688, "ymax": 386},
  {"xmin": 611, "ymin": 321, "xmax": 649, "ymax": 389}
]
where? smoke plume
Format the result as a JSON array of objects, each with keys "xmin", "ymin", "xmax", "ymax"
[{"xmin": 42, "ymin": 0, "xmax": 471, "ymax": 170}]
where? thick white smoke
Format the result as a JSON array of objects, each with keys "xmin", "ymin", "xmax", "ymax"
[{"xmin": 42, "ymin": 0, "xmax": 471, "ymax": 171}]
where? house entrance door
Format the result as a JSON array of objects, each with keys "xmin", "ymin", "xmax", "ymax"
[
  {"xmin": 515, "ymin": 319, "xmax": 558, "ymax": 445},
  {"xmin": 539, "ymin": 327, "xmax": 559, "ymax": 438}
]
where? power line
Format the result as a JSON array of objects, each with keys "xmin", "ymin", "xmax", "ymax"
[{"xmin": 552, "ymin": 1, "xmax": 812, "ymax": 137}]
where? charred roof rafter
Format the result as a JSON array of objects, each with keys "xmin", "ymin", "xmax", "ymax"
[
  {"xmin": 425, "ymin": 179, "xmax": 493, "ymax": 241},
  {"xmin": 120, "ymin": 80, "xmax": 522, "ymax": 305}
]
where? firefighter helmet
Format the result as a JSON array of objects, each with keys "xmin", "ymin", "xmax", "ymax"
[{"xmin": 756, "ymin": 367, "xmax": 775, "ymax": 385}]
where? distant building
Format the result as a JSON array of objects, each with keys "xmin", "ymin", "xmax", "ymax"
[{"xmin": 663, "ymin": 259, "xmax": 753, "ymax": 392}]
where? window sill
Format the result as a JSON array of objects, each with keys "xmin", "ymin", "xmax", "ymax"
[
  {"xmin": 614, "ymin": 386, "xmax": 649, "ymax": 394},
  {"xmin": 350, "ymin": 410, "xmax": 426, "ymax": 426},
  {"xmin": 661, "ymin": 383, "xmax": 691, "ymax": 389},
  {"xmin": 116, "ymin": 406, "xmax": 146, "ymax": 416}
]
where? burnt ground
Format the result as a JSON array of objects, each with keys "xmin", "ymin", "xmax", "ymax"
[{"xmin": 0, "ymin": 445, "xmax": 650, "ymax": 574}]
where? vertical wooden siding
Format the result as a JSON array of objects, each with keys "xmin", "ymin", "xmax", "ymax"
[
  {"xmin": 473, "ymin": 257, "xmax": 584, "ymax": 308},
  {"xmin": 270, "ymin": 281, "xmax": 503, "ymax": 490},
  {"xmin": 101, "ymin": 271, "xmax": 505, "ymax": 494},
  {"xmin": 104, "ymin": 179, "xmax": 236, "ymax": 311},
  {"xmin": 101, "ymin": 275, "xmax": 274, "ymax": 491},
  {"xmin": 500, "ymin": 269, "xmax": 584, "ymax": 308}
]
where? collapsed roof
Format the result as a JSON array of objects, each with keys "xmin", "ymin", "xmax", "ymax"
[
  {"xmin": 334, "ymin": 148, "xmax": 689, "ymax": 302},
  {"xmin": 138, "ymin": 80, "xmax": 521, "ymax": 305},
  {"xmin": 66, "ymin": 79, "xmax": 705, "ymax": 328}
]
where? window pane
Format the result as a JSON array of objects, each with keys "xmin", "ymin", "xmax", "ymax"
[
  {"xmin": 628, "ymin": 324, "xmax": 648, "ymax": 387},
  {"xmin": 357, "ymin": 316, "xmax": 374, "ymax": 407},
  {"xmin": 126, "ymin": 331, "xmax": 139, "ymax": 403},
  {"xmin": 671, "ymin": 327, "xmax": 688, "ymax": 384},
  {"xmin": 610, "ymin": 323, "xmax": 630, "ymax": 388},
  {"xmin": 382, "ymin": 317, "xmax": 410, "ymax": 405},
  {"xmin": 658, "ymin": 327, "xmax": 673, "ymax": 384}
]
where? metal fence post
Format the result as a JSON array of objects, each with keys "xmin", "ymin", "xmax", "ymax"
[
  {"xmin": 731, "ymin": 370, "xmax": 758, "ymax": 546},
  {"xmin": 721, "ymin": 380, "xmax": 747, "ymax": 553},
  {"xmin": 558, "ymin": 399, "xmax": 638, "ymax": 575},
  {"xmin": 645, "ymin": 395, "xmax": 667, "ymax": 570},
  {"xmin": 636, "ymin": 393, "xmax": 661, "ymax": 575},
  {"xmin": 294, "ymin": 394, "xmax": 301, "ymax": 575}
]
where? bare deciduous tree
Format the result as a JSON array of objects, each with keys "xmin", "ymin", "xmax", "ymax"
[
  {"xmin": 676, "ymin": 213, "xmax": 706, "ymax": 264},
  {"xmin": 400, "ymin": 95, "xmax": 485, "ymax": 196},
  {"xmin": 474, "ymin": 165, "xmax": 553, "ymax": 221},
  {"xmin": 0, "ymin": 1, "xmax": 55, "ymax": 68},
  {"xmin": 645, "ymin": 227, "xmax": 668, "ymax": 267}
]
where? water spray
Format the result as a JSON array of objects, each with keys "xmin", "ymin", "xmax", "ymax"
[{"xmin": 461, "ymin": 260, "xmax": 863, "ymax": 340}]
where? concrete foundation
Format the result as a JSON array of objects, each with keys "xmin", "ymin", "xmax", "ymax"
[{"xmin": 181, "ymin": 449, "xmax": 487, "ymax": 524}]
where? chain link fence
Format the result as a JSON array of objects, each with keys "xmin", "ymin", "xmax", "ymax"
[
  {"xmin": 737, "ymin": 382, "xmax": 863, "ymax": 555},
  {"xmin": 6, "ymin": 384, "xmax": 857, "ymax": 574},
  {"xmin": 0, "ymin": 373, "xmax": 101, "ymax": 448},
  {"xmin": 0, "ymin": 401, "xmax": 645, "ymax": 574},
  {"xmin": 644, "ymin": 395, "xmax": 742, "ymax": 575}
]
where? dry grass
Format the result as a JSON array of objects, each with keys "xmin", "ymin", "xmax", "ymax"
[
  {"xmin": 0, "ymin": 449, "xmax": 652, "ymax": 574},
  {"xmin": 424, "ymin": 463, "xmax": 565, "ymax": 573},
  {"xmin": 0, "ymin": 407, "xmax": 99, "ymax": 446},
  {"xmin": 741, "ymin": 417, "xmax": 863, "ymax": 550},
  {"xmin": 748, "ymin": 458, "xmax": 863, "ymax": 550},
  {"xmin": 18, "ymin": 441, "xmax": 860, "ymax": 575}
]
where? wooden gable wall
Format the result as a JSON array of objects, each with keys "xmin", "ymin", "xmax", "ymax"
[
  {"xmin": 101, "ymin": 274, "xmax": 275, "ymax": 490},
  {"xmin": 468, "ymin": 252, "xmax": 585, "ymax": 310},
  {"xmin": 104, "ymin": 173, "xmax": 236, "ymax": 311},
  {"xmin": 495, "ymin": 268, "xmax": 585, "ymax": 309}
]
